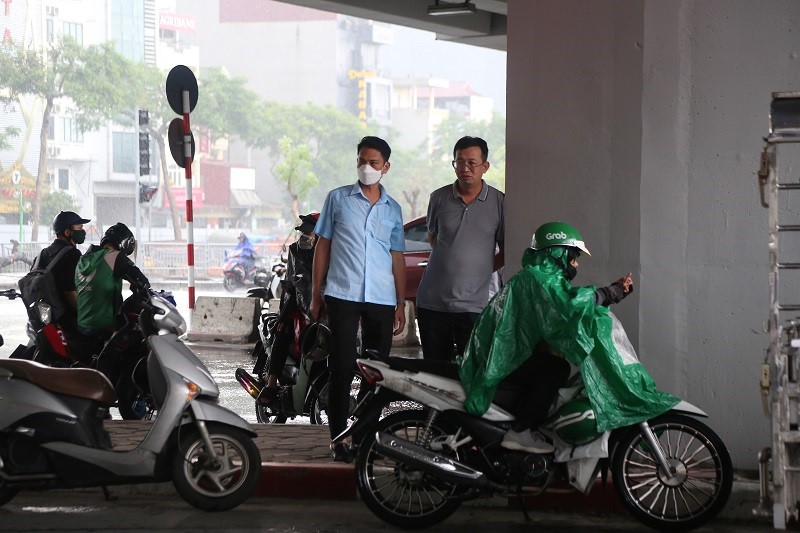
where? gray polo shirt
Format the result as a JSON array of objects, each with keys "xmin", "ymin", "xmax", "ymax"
[{"xmin": 416, "ymin": 180, "xmax": 504, "ymax": 313}]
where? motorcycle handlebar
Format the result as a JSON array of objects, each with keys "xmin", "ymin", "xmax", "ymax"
[{"xmin": 0, "ymin": 288, "xmax": 21, "ymax": 300}]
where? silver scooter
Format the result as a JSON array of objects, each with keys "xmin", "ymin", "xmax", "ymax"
[{"xmin": 0, "ymin": 288, "xmax": 261, "ymax": 511}]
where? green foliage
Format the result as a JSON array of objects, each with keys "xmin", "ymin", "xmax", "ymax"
[
  {"xmin": 39, "ymin": 190, "xmax": 78, "ymax": 227},
  {"xmin": 258, "ymin": 102, "xmax": 366, "ymax": 210},
  {"xmin": 275, "ymin": 136, "xmax": 318, "ymax": 217},
  {"xmin": 0, "ymin": 127, "xmax": 20, "ymax": 151},
  {"xmin": 0, "ymin": 37, "xmax": 140, "ymax": 240},
  {"xmin": 382, "ymin": 113, "xmax": 507, "ymax": 221}
]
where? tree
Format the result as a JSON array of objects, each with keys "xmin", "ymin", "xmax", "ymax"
[
  {"xmin": 430, "ymin": 112, "xmax": 506, "ymax": 191},
  {"xmin": 257, "ymin": 102, "xmax": 366, "ymax": 211},
  {"xmin": 0, "ymin": 37, "xmax": 137, "ymax": 241},
  {"xmin": 274, "ymin": 136, "xmax": 318, "ymax": 221},
  {"xmin": 39, "ymin": 190, "xmax": 78, "ymax": 227}
]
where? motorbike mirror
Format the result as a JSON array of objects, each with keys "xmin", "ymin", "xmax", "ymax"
[{"xmin": 0, "ymin": 333, "xmax": 4, "ymax": 348}]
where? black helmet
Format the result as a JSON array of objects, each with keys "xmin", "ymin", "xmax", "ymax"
[
  {"xmin": 300, "ymin": 322, "xmax": 331, "ymax": 362},
  {"xmin": 52, "ymin": 211, "xmax": 90, "ymax": 234},
  {"xmin": 101, "ymin": 222, "xmax": 136, "ymax": 256}
]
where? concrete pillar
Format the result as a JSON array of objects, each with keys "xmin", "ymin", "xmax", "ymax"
[{"xmin": 506, "ymin": 0, "xmax": 800, "ymax": 468}]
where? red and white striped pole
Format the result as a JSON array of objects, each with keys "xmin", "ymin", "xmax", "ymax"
[{"xmin": 182, "ymin": 89, "xmax": 195, "ymax": 310}]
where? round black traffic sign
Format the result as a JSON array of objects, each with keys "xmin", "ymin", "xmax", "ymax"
[
  {"xmin": 168, "ymin": 117, "xmax": 195, "ymax": 168},
  {"xmin": 165, "ymin": 65, "xmax": 198, "ymax": 115}
]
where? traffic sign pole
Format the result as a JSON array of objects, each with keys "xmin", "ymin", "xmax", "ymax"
[{"xmin": 182, "ymin": 90, "xmax": 195, "ymax": 310}]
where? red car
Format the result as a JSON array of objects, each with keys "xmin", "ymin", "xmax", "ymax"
[{"xmin": 403, "ymin": 216, "xmax": 431, "ymax": 304}]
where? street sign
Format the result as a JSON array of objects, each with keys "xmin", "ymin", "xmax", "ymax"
[
  {"xmin": 167, "ymin": 118, "xmax": 195, "ymax": 168},
  {"xmin": 165, "ymin": 65, "xmax": 198, "ymax": 116}
]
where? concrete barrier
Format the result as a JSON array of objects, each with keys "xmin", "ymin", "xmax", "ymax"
[{"xmin": 188, "ymin": 296, "xmax": 258, "ymax": 343}]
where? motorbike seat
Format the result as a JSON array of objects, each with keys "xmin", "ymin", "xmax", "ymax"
[
  {"xmin": 386, "ymin": 356, "xmax": 461, "ymax": 380},
  {"xmin": 0, "ymin": 359, "xmax": 117, "ymax": 405}
]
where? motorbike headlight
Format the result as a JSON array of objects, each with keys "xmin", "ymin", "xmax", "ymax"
[{"xmin": 36, "ymin": 302, "xmax": 52, "ymax": 325}]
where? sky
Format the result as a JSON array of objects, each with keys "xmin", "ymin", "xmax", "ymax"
[{"xmin": 381, "ymin": 25, "xmax": 507, "ymax": 115}]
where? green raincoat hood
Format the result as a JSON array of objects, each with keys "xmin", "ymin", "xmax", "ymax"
[{"xmin": 459, "ymin": 248, "xmax": 678, "ymax": 432}]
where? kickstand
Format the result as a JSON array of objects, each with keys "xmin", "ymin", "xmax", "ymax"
[
  {"xmin": 101, "ymin": 486, "xmax": 118, "ymax": 502},
  {"xmin": 516, "ymin": 485, "xmax": 531, "ymax": 522}
]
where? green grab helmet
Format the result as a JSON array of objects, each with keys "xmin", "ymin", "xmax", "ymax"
[
  {"xmin": 552, "ymin": 397, "xmax": 602, "ymax": 446},
  {"xmin": 531, "ymin": 221, "xmax": 591, "ymax": 256}
]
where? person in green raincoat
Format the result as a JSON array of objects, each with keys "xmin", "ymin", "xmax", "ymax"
[
  {"xmin": 75, "ymin": 223, "xmax": 150, "ymax": 337},
  {"xmin": 458, "ymin": 221, "xmax": 679, "ymax": 454}
]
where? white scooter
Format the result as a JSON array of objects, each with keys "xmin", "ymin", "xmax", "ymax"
[
  {"xmin": 340, "ymin": 313, "xmax": 733, "ymax": 530},
  {"xmin": 0, "ymin": 288, "xmax": 261, "ymax": 511}
]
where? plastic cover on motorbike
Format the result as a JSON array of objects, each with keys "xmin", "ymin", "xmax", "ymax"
[{"xmin": 459, "ymin": 248, "xmax": 679, "ymax": 432}]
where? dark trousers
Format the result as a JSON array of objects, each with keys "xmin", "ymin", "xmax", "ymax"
[
  {"xmin": 325, "ymin": 296, "xmax": 395, "ymax": 439},
  {"xmin": 416, "ymin": 307, "xmax": 480, "ymax": 362},
  {"xmin": 502, "ymin": 346, "xmax": 571, "ymax": 432}
]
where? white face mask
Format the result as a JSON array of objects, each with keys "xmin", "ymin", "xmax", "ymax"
[{"xmin": 357, "ymin": 164, "xmax": 383, "ymax": 186}]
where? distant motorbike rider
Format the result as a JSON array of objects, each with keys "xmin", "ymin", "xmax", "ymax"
[
  {"xmin": 233, "ymin": 232, "xmax": 258, "ymax": 280},
  {"xmin": 459, "ymin": 221, "xmax": 641, "ymax": 454},
  {"xmin": 256, "ymin": 213, "xmax": 320, "ymax": 406},
  {"xmin": 29, "ymin": 211, "xmax": 91, "ymax": 344},
  {"xmin": 75, "ymin": 222, "xmax": 150, "ymax": 339}
]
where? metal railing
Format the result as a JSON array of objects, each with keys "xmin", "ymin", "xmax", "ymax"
[{"xmin": 0, "ymin": 241, "xmax": 286, "ymax": 280}]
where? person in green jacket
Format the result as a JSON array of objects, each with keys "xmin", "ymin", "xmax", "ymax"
[
  {"xmin": 75, "ymin": 223, "xmax": 150, "ymax": 337},
  {"xmin": 458, "ymin": 221, "xmax": 678, "ymax": 454}
]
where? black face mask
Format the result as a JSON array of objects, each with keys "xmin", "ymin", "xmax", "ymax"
[
  {"xmin": 70, "ymin": 229, "xmax": 86, "ymax": 245},
  {"xmin": 564, "ymin": 263, "xmax": 577, "ymax": 281}
]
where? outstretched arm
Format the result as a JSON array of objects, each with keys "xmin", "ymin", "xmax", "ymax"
[{"xmin": 595, "ymin": 273, "xmax": 633, "ymax": 306}]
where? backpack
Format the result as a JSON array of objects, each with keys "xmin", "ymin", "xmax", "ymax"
[{"xmin": 18, "ymin": 246, "xmax": 72, "ymax": 326}]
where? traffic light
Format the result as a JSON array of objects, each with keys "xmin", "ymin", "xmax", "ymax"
[
  {"xmin": 139, "ymin": 184, "xmax": 158, "ymax": 203},
  {"xmin": 138, "ymin": 110, "xmax": 150, "ymax": 176}
]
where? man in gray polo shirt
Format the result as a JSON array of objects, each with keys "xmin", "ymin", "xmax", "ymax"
[{"xmin": 416, "ymin": 136, "xmax": 505, "ymax": 361}]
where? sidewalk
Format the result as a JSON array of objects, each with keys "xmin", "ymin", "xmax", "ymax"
[{"xmin": 105, "ymin": 420, "xmax": 764, "ymax": 524}]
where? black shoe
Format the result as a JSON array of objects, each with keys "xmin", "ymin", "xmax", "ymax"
[
  {"xmin": 256, "ymin": 386, "xmax": 280, "ymax": 406},
  {"xmin": 331, "ymin": 442, "xmax": 354, "ymax": 463}
]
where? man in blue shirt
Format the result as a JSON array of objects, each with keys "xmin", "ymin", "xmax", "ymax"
[{"xmin": 311, "ymin": 136, "xmax": 406, "ymax": 462}]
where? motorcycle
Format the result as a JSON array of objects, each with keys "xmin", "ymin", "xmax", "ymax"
[
  {"xmin": 237, "ymin": 273, "xmax": 367, "ymax": 424},
  {"xmin": 0, "ymin": 287, "xmax": 166, "ymax": 421},
  {"xmin": 235, "ymin": 298, "xmax": 358, "ymax": 424},
  {"xmin": 0, "ymin": 288, "xmax": 261, "ymax": 511},
  {"xmin": 223, "ymin": 251, "xmax": 284, "ymax": 294},
  {"xmin": 339, "ymin": 313, "xmax": 733, "ymax": 531}
]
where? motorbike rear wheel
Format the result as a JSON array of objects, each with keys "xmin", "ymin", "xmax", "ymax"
[
  {"xmin": 355, "ymin": 410, "xmax": 462, "ymax": 529},
  {"xmin": 172, "ymin": 423, "xmax": 261, "ymax": 511},
  {"xmin": 611, "ymin": 413, "xmax": 732, "ymax": 530}
]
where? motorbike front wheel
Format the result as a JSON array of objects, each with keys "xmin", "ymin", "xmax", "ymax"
[
  {"xmin": 116, "ymin": 379, "xmax": 156, "ymax": 420},
  {"xmin": 255, "ymin": 401, "xmax": 288, "ymax": 424},
  {"xmin": 310, "ymin": 375, "xmax": 362, "ymax": 425},
  {"xmin": 355, "ymin": 410, "xmax": 462, "ymax": 529},
  {"xmin": 172, "ymin": 423, "xmax": 261, "ymax": 511},
  {"xmin": 223, "ymin": 276, "xmax": 240, "ymax": 293},
  {"xmin": 611, "ymin": 413, "xmax": 733, "ymax": 531}
]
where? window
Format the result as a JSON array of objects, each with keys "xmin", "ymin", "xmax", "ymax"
[
  {"xmin": 111, "ymin": 0, "xmax": 144, "ymax": 62},
  {"xmin": 58, "ymin": 169, "xmax": 69, "ymax": 190},
  {"xmin": 62, "ymin": 118, "xmax": 83, "ymax": 143},
  {"xmin": 47, "ymin": 118, "xmax": 55, "ymax": 141},
  {"xmin": 62, "ymin": 22, "xmax": 83, "ymax": 46},
  {"xmin": 113, "ymin": 132, "xmax": 136, "ymax": 173},
  {"xmin": 46, "ymin": 19, "xmax": 54, "ymax": 43},
  {"xmin": 404, "ymin": 219, "xmax": 431, "ymax": 252}
]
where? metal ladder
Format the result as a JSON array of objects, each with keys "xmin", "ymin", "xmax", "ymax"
[{"xmin": 756, "ymin": 92, "xmax": 800, "ymax": 529}]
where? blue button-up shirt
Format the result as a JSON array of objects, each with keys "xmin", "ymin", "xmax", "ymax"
[{"xmin": 315, "ymin": 182, "xmax": 405, "ymax": 306}]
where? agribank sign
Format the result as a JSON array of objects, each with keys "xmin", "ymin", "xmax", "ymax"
[{"xmin": 159, "ymin": 13, "xmax": 197, "ymax": 32}]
